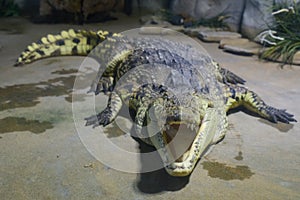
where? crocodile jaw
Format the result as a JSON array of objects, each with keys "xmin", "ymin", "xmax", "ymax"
[
  {"xmin": 149, "ymin": 111, "xmax": 213, "ymax": 176},
  {"xmin": 149, "ymin": 127, "xmax": 200, "ymax": 176}
]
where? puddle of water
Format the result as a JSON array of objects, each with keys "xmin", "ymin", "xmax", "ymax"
[
  {"xmin": 0, "ymin": 69, "xmax": 93, "ymax": 111},
  {"xmin": 0, "ymin": 68, "xmax": 97, "ymax": 135},
  {"xmin": 202, "ymin": 161, "xmax": 254, "ymax": 180},
  {"xmin": 0, "ymin": 75, "xmax": 76, "ymax": 111},
  {"xmin": 0, "ymin": 116, "xmax": 53, "ymax": 134},
  {"xmin": 234, "ymin": 151, "xmax": 244, "ymax": 161},
  {"xmin": 52, "ymin": 69, "xmax": 79, "ymax": 75},
  {"xmin": 103, "ymin": 122, "xmax": 127, "ymax": 138},
  {"xmin": 65, "ymin": 93, "xmax": 85, "ymax": 103}
]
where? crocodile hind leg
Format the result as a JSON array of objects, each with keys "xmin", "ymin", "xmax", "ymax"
[
  {"xmin": 212, "ymin": 61, "xmax": 246, "ymax": 84},
  {"xmin": 225, "ymin": 84, "xmax": 297, "ymax": 123},
  {"xmin": 85, "ymin": 92, "xmax": 122, "ymax": 127},
  {"xmin": 219, "ymin": 67, "xmax": 246, "ymax": 84}
]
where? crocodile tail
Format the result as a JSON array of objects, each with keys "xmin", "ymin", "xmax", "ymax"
[{"xmin": 14, "ymin": 29, "xmax": 112, "ymax": 66}]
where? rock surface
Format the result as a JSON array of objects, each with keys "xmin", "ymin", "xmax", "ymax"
[
  {"xmin": 293, "ymin": 52, "xmax": 300, "ymax": 65},
  {"xmin": 39, "ymin": 0, "xmax": 125, "ymax": 22},
  {"xmin": 240, "ymin": 0, "xmax": 274, "ymax": 39},
  {"xmin": 219, "ymin": 38, "xmax": 262, "ymax": 55},
  {"xmin": 171, "ymin": 0, "xmax": 299, "ymax": 39},
  {"xmin": 171, "ymin": 0, "xmax": 244, "ymax": 33},
  {"xmin": 198, "ymin": 31, "xmax": 242, "ymax": 42}
]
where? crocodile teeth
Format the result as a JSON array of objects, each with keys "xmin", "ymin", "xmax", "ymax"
[
  {"xmin": 190, "ymin": 124, "xmax": 194, "ymax": 131},
  {"xmin": 165, "ymin": 124, "xmax": 170, "ymax": 130},
  {"xmin": 187, "ymin": 123, "xmax": 191, "ymax": 130},
  {"xmin": 191, "ymin": 124, "xmax": 196, "ymax": 131}
]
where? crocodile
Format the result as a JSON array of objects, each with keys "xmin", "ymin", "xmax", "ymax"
[{"xmin": 15, "ymin": 29, "xmax": 296, "ymax": 176}]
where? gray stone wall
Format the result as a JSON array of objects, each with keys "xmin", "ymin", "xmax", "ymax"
[
  {"xmin": 240, "ymin": 0, "xmax": 274, "ymax": 39},
  {"xmin": 132, "ymin": 0, "xmax": 169, "ymax": 13},
  {"xmin": 171, "ymin": 0, "xmax": 299, "ymax": 39},
  {"xmin": 171, "ymin": 0, "xmax": 244, "ymax": 32},
  {"xmin": 12, "ymin": 0, "xmax": 300, "ymax": 38}
]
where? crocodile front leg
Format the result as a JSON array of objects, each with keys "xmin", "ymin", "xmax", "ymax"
[
  {"xmin": 85, "ymin": 92, "xmax": 122, "ymax": 127},
  {"xmin": 89, "ymin": 76, "xmax": 114, "ymax": 95},
  {"xmin": 212, "ymin": 61, "xmax": 246, "ymax": 84}
]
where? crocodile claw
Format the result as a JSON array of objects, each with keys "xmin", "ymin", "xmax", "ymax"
[
  {"xmin": 266, "ymin": 107, "xmax": 297, "ymax": 124},
  {"xmin": 85, "ymin": 108, "xmax": 112, "ymax": 128}
]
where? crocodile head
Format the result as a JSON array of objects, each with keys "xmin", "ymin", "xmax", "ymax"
[{"xmin": 136, "ymin": 89, "xmax": 214, "ymax": 176}]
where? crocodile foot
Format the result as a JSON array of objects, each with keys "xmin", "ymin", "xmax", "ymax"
[
  {"xmin": 85, "ymin": 108, "xmax": 112, "ymax": 128},
  {"xmin": 265, "ymin": 106, "xmax": 297, "ymax": 124}
]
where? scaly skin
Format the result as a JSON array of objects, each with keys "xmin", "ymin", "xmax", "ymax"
[
  {"xmin": 15, "ymin": 28, "xmax": 297, "ymax": 176},
  {"xmin": 15, "ymin": 29, "xmax": 120, "ymax": 66}
]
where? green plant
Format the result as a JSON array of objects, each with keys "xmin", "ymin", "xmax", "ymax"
[
  {"xmin": 260, "ymin": 1, "xmax": 300, "ymax": 65},
  {"xmin": 0, "ymin": 0, "xmax": 19, "ymax": 17}
]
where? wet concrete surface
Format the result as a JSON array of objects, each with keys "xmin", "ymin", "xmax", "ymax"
[{"xmin": 0, "ymin": 16, "xmax": 299, "ymax": 199}]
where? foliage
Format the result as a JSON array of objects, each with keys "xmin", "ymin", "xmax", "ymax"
[
  {"xmin": 260, "ymin": 1, "xmax": 300, "ymax": 65},
  {"xmin": 0, "ymin": 0, "xmax": 19, "ymax": 17}
]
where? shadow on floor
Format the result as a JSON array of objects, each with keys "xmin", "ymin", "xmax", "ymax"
[
  {"xmin": 228, "ymin": 107, "xmax": 294, "ymax": 132},
  {"xmin": 134, "ymin": 138, "xmax": 190, "ymax": 193}
]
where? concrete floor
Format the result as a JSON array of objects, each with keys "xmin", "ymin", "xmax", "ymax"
[{"xmin": 0, "ymin": 15, "xmax": 299, "ymax": 200}]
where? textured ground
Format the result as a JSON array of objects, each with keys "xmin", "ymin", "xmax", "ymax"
[{"xmin": 0, "ymin": 16, "xmax": 299, "ymax": 200}]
